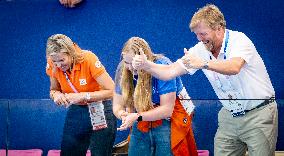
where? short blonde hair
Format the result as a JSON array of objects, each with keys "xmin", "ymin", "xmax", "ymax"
[
  {"xmin": 190, "ymin": 4, "xmax": 226, "ymax": 31},
  {"xmin": 46, "ymin": 34, "xmax": 83, "ymax": 64}
]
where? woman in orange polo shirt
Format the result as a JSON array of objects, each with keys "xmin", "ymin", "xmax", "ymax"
[
  {"xmin": 45, "ymin": 34, "xmax": 116, "ymax": 156},
  {"xmin": 113, "ymin": 37, "xmax": 197, "ymax": 156}
]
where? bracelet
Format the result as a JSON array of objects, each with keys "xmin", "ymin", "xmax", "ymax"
[
  {"xmin": 50, "ymin": 90, "xmax": 58, "ymax": 99},
  {"xmin": 85, "ymin": 92, "xmax": 91, "ymax": 103}
]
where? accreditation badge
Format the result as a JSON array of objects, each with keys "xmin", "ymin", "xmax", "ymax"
[{"xmin": 88, "ymin": 101, "xmax": 108, "ymax": 130}]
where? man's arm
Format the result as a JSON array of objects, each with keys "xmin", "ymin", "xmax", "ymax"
[
  {"xmin": 143, "ymin": 61, "xmax": 187, "ymax": 80},
  {"xmin": 132, "ymin": 48, "xmax": 188, "ymax": 80},
  {"xmin": 183, "ymin": 53, "xmax": 245, "ymax": 75},
  {"xmin": 206, "ymin": 57, "xmax": 245, "ymax": 75}
]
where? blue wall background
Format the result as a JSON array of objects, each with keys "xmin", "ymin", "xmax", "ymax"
[
  {"xmin": 0, "ymin": 0, "xmax": 283, "ymax": 155},
  {"xmin": 0, "ymin": 0, "xmax": 283, "ymax": 99}
]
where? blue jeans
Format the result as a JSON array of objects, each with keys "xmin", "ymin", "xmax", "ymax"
[
  {"xmin": 128, "ymin": 120, "xmax": 173, "ymax": 156},
  {"xmin": 60, "ymin": 100, "xmax": 117, "ymax": 156}
]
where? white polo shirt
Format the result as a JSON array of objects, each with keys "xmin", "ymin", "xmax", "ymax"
[{"xmin": 177, "ymin": 29, "xmax": 275, "ymax": 111}]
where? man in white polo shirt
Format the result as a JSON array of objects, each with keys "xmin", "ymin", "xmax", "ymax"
[{"xmin": 132, "ymin": 4, "xmax": 278, "ymax": 156}]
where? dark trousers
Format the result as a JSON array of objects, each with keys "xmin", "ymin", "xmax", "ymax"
[{"xmin": 60, "ymin": 100, "xmax": 117, "ymax": 156}]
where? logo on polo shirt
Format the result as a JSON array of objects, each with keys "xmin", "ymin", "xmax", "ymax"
[
  {"xmin": 79, "ymin": 79, "xmax": 87, "ymax": 85},
  {"xmin": 183, "ymin": 117, "xmax": 188, "ymax": 124},
  {"xmin": 95, "ymin": 61, "xmax": 102, "ymax": 68}
]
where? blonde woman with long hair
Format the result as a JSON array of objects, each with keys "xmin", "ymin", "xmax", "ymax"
[
  {"xmin": 46, "ymin": 34, "xmax": 116, "ymax": 156},
  {"xmin": 113, "ymin": 37, "xmax": 197, "ymax": 156}
]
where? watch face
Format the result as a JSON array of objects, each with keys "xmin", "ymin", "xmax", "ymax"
[
  {"xmin": 137, "ymin": 115, "xmax": 142, "ymax": 122},
  {"xmin": 204, "ymin": 65, "xmax": 208, "ymax": 69},
  {"xmin": 86, "ymin": 93, "xmax": 91, "ymax": 100},
  {"xmin": 203, "ymin": 62, "xmax": 209, "ymax": 69}
]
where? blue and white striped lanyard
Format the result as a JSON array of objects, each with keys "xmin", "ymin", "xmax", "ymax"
[
  {"xmin": 211, "ymin": 30, "xmax": 230, "ymax": 90},
  {"xmin": 210, "ymin": 29, "xmax": 229, "ymax": 60}
]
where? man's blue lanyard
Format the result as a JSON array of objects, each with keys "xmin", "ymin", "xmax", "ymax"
[
  {"xmin": 223, "ymin": 29, "xmax": 229, "ymax": 59},
  {"xmin": 210, "ymin": 29, "xmax": 229, "ymax": 60}
]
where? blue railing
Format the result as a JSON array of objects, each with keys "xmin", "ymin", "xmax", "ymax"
[{"xmin": 0, "ymin": 99, "xmax": 283, "ymax": 156}]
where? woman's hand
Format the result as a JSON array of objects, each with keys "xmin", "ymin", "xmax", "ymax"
[
  {"xmin": 117, "ymin": 113, "xmax": 139, "ymax": 131},
  {"xmin": 52, "ymin": 91, "xmax": 70, "ymax": 107},
  {"xmin": 64, "ymin": 93, "xmax": 86, "ymax": 105},
  {"xmin": 118, "ymin": 110, "xmax": 128, "ymax": 121}
]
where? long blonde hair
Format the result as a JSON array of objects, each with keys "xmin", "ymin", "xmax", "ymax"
[
  {"xmin": 46, "ymin": 34, "xmax": 84, "ymax": 72},
  {"xmin": 120, "ymin": 37, "xmax": 161, "ymax": 113}
]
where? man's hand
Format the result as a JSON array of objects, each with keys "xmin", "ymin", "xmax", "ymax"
[
  {"xmin": 132, "ymin": 48, "xmax": 149, "ymax": 70},
  {"xmin": 181, "ymin": 48, "xmax": 206, "ymax": 69}
]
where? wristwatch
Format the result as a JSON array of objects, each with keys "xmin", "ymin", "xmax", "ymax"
[
  {"xmin": 85, "ymin": 92, "xmax": 91, "ymax": 102},
  {"xmin": 137, "ymin": 114, "xmax": 143, "ymax": 122},
  {"xmin": 203, "ymin": 61, "xmax": 209, "ymax": 69}
]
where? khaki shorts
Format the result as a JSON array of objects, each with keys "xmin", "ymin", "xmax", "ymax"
[{"xmin": 214, "ymin": 101, "xmax": 278, "ymax": 156}]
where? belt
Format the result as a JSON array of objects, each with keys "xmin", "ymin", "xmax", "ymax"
[{"xmin": 245, "ymin": 97, "xmax": 275, "ymax": 113}]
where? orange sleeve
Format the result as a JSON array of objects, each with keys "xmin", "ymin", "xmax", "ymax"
[{"xmin": 85, "ymin": 52, "xmax": 106, "ymax": 79}]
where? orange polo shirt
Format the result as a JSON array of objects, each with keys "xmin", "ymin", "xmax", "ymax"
[{"xmin": 46, "ymin": 51, "xmax": 106, "ymax": 93}]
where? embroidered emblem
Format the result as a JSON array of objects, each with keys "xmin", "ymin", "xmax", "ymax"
[
  {"xmin": 95, "ymin": 61, "xmax": 102, "ymax": 68},
  {"xmin": 79, "ymin": 79, "xmax": 87, "ymax": 85},
  {"xmin": 183, "ymin": 117, "xmax": 188, "ymax": 124}
]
